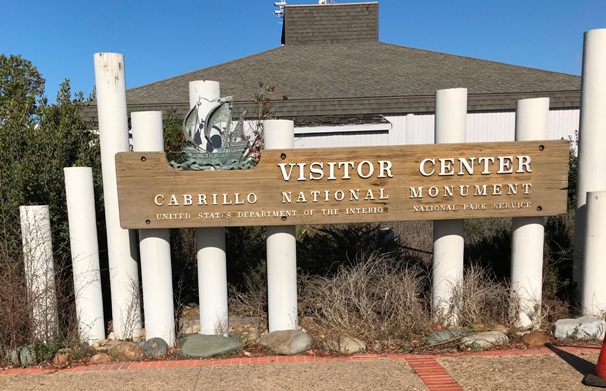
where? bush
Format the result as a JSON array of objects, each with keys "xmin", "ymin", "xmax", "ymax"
[
  {"xmin": 298, "ymin": 253, "xmax": 433, "ymax": 348},
  {"xmin": 0, "ymin": 55, "xmax": 101, "ymax": 362}
]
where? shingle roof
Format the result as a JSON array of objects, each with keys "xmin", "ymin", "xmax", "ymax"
[{"xmin": 83, "ymin": 2, "xmax": 581, "ymax": 126}]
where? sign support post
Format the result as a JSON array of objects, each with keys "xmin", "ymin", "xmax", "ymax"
[
  {"xmin": 131, "ymin": 111, "xmax": 175, "ymax": 346},
  {"xmin": 512, "ymin": 97, "xmax": 549, "ymax": 328},
  {"xmin": 265, "ymin": 120, "xmax": 298, "ymax": 332},
  {"xmin": 189, "ymin": 81, "xmax": 229, "ymax": 335},
  {"xmin": 432, "ymin": 88, "xmax": 467, "ymax": 325}
]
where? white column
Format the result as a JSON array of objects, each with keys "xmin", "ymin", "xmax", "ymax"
[
  {"xmin": 432, "ymin": 88, "xmax": 467, "ymax": 325},
  {"xmin": 20, "ymin": 205, "xmax": 58, "ymax": 342},
  {"xmin": 64, "ymin": 168, "xmax": 105, "ymax": 343},
  {"xmin": 405, "ymin": 113, "xmax": 415, "ymax": 145},
  {"xmin": 583, "ymin": 191, "xmax": 606, "ymax": 315},
  {"xmin": 94, "ymin": 53, "xmax": 141, "ymax": 340},
  {"xmin": 131, "ymin": 111, "xmax": 175, "ymax": 346},
  {"xmin": 189, "ymin": 80, "xmax": 229, "ymax": 335},
  {"xmin": 511, "ymin": 97, "xmax": 549, "ymax": 329},
  {"xmin": 574, "ymin": 29, "xmax": 606, "ymax": 290},
  {"xmin": 265, "ymin": 119, "xmax": 298, "ymax": 331}
]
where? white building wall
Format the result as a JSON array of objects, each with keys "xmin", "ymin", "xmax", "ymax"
[{"xmin": 291, "ymin": 109, "xmax": 579, "ymax": 149}]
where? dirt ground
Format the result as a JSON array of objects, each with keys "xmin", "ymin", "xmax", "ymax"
[{"xmin": 0, "ymin": 349, "xmax": 602, "ymax": 391}]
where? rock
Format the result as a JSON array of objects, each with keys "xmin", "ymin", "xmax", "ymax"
[
  {"xmin": 107, "ymin": 331, "xmax": 115, "ymax": 340},
  {"xmin": 109, "ymin": 341, "xmax": 146, "ymax": 362},
  {"xmin": 427, "ymin": 329, "xmax": 464, "ymax": 345},
  {"xmin": 19, "ymin": 345, "xmax": 36, "ymax": 367},
  {"xmin": 52, "ymin": 352, "xmax": 69, "ymax": 367},
  {"xmin": 144, "ymin": 337, "xmax": 169, "ymax": 357},
  {"xmin": 553, "ymin": 315, "xmax": 606, "ymax": 341},
  {"xmin": 461, "ymin": 331, "xmax": 509, "ymax": 349},
  {"xmin": 9, "ymin": 349, "xmax": 20, "ymax": 366},
  {"xmin": 181, "ymin": 324, "xmax": 201, "ymax": 335},
  {"xmin": 521, "ymin": 330, "xmax": 550, "ymax": 347},
  {"xmin": 94, "ymin": 339, "xmax": 120, "ymax": 352},
  {"xmin": 260, "ymin": 330, "xmax": 313, "ymax": 355},
  {"xmin": 89, "ymin": 353, "xmax": 112, "ymax": 364},
  {"xmin": 492, "ymin": 324, "xmax": 509, "ymax": 334},
  {"xmin": 326, "ymin": 336, "xmax": 366, "ymax": 354},
  {"xmin": 180, "ymin": 334, "xmax": 242, "ymax": 358},
  {"xmin": 247, "ymin": 329, "xmax": 260, "ymax": 342}
]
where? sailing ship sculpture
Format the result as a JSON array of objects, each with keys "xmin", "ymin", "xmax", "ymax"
[{"xmin": 168, "ymin": 96, "xmax": 257, "ymax": 170}]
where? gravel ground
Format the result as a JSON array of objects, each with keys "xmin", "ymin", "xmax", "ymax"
[
  {"xmin": 438, "ymin": 350, "xmax": 600, "ymax": 391},
  {"xmin": 1, "ymin": 349, "xmax": 602, "ymax": 390},
  {"xmin": 0, "ymin": 360, "xmax": 428, "ymax": 391}
]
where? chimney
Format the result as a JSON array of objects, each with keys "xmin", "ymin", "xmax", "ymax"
[{"xmin": 281, "ymin": 2, "xmax": 379, "ymax": 45}]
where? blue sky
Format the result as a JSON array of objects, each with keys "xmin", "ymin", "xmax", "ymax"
[{"xmin": 1, "ymin": 0, "xmax": 604, "ymax": 102}]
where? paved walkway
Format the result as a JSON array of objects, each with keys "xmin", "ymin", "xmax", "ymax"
[{"xmin": 0, "ymin": 345, "xmax": 602, "ymax": 390}]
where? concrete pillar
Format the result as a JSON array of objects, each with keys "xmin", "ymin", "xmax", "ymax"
[
  {"xmin": 64, "ymin": 167, "xmax": 105, "ymax": 343},
  {"xmin": 264, "ymin": 119, "xmax": 298, "ymax": 331},
  {"xmin": 94, "ymin": 53, "xmax": 141, "ymax": 340},
  {"xmin": 432, "ymin": 88, "xmax": 467, "ymax": 325},
  {"xmin": 582, "ymin": 191, "xmax": 606, "ymax": 315},
  {"xmin": 189, "ymin": 80, "xmax": 229, "ymax": 335},
  {"xmin": 511, "ymin": 97, "xmax": 549, "ymax": 329},
  {"xmin": 20, "ymin": 205, "xmax": 58, "ymax": 342},
  {"xmin": 131, "ymin": 111, "xmax": 175, "ymax": 346},
  {"xmin": 574, "ymin": 29, "xmax": 606, "ymax": 290}
]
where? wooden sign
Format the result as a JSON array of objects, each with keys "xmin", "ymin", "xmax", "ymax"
[{"xmin": 115, "ymin": 140, "xmax": 570, "ymax": 229}]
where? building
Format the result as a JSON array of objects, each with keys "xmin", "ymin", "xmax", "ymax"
[{"xmin": 90, "ymin": 2, "xmax": 581, "ymax": 148}]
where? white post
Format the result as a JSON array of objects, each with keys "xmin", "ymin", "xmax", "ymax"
[
  {"xmin": 432, "ymin": 88, "xmax": 467, "ymax": 325},
  {"xmin": 20, "ymin": 205, "xmax": 58, "ymax": 342},
  {"xmin": 264, "ymin": 119, "xmax": 298, "ymax": 331},
  {"xmin": 189, "ymin": 80, "xmax": 229, "ymax": 335},
  {"xmin": 64, "ymin": 168, "xmax": 105, "ymax": 343},
  {"xmin": 574, "ymin": 29, "xmax": 606, "ymax": 291},
  {"xmin": 94, "ymin": 53, "xmax": 141, "ymax": 340},
  {"xmin": 511, "ymin": 97, "xmax": 549, "ymax": 329},
  {"xmin": 131, "ymin": 111, "xmax": 175, "ymax": 346},
  {"xmin": 582, "ymin": 191, "xmax": 606, "ymax": 315}
]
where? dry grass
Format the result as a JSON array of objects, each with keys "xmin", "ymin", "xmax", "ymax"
[
  {"xmin": 298, "ymin": 253, "xmax": 433, "ymax": 349},
  {"xmin": 227, "ymin": 252, "xmax": 526, "ymax": 351},
  {"xmin": 448, "ymin": 263, "xmax": 515, "ymax": 327}
]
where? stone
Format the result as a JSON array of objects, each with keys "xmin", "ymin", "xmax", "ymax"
[
  {"xmin": 52, "ymin": 352, "xmax": 69, "ymax": 367},
  {"xmin": 19, "ymin": 345, "xmax": 36, "ymax": 367},
  {"xmin": 144, "ymin": 337, "xmax": 169, "ymax": 357},
  {"xmin": 521, "ymin": 330, "xmax": 550, "ymax": 347},
  {"xmin": 181, "ymin": 324, "xmax": 201, "ymax": 335},
  {"xmin": 492, "ymin": 324, "xmax": 509, "ymax": 334},
  {"xmin": 260, "ymin": 330, "xmax": 313, "ymax": 355},
  {"xmin": 461, "ymin": 331, "xmax": 509, "ymax": 349},
  {"xmin": 89, "ymin": 353, "xmax": 112, "ymax": 364},
  {"xmin": 427, "ymin": 329, "xmax": 464, "ymax": 345},
  {"xmin": 180, "ymin": 334, "xmax": 242, "ymax": 358},
  {"xmin": 325, "ymin": 336, "xmax": 366, "ymax": 354},
  {"xmin": 553, "ymin": 315, "xmax": 606, "ymax": 341},
  {"xmin": 108, "ymin": 341, "xmax": 146, "ymax": 362},
  {"xmin": 94, "ymin": 339, "xmax": 120, "ymax": 352},
  {"xmin": 9, "ymin": 349, "xmax": 20, "ymax": 366}
]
